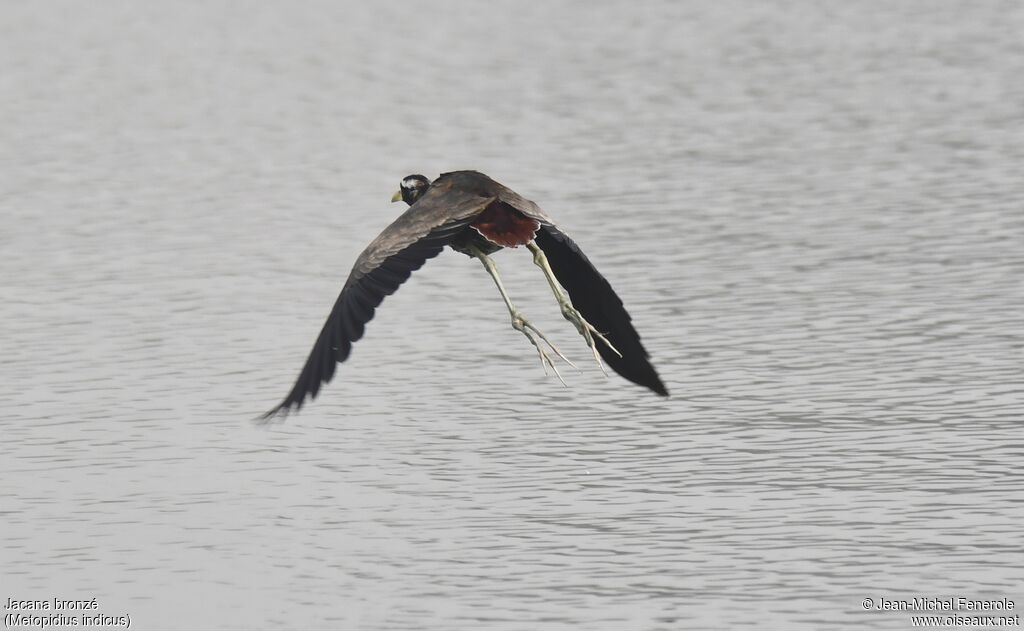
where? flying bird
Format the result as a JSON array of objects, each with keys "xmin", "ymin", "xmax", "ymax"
[{"xmin": 262, "ymin": 170, "xmax": 667, "ymax": 419}]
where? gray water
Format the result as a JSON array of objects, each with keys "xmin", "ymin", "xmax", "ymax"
[{"xmin": 2, "ymin": 1, "xmax": 1022, "ymax": 629}]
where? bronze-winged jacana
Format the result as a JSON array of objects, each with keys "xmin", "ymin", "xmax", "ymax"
[{"xmin": 262, "ymin": 170, "xmax": 667, "ymax": 419}]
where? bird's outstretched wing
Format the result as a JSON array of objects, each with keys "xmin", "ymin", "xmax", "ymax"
[
  {"xmin": 534, "ymin": 225, "xmax": 668, "ymax": 396},
  {"xmin": 261, "ymin": 182, "xmax": 495, "ymax": 420}
]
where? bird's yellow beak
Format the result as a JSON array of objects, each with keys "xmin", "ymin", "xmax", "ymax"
[{"xmin": 390, "ymin": 190, "xmax": 403, "ymax": 203}]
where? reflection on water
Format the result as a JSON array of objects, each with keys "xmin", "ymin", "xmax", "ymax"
[{"xmin": 2, "ymin": 0, "xmax": 1022, "ymax": 629}]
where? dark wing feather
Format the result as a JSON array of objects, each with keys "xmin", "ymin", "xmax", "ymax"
[
  {"xmin": 534, "ymin": 225, "xmax": 668, "ymax": 396},
  {"xmin": 437, "ymin": 170, "xmax": 554, "ymax": 224},
  {"xmin": 491, "ymin": 181, "xmax": 553, "ymax": 224},
  {"xmin": 261, "ymin": 184, "xmax": 494, "ymax": 420}
]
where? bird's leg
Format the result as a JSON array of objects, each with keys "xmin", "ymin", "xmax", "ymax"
[
  {"xmin": 525, "ymin": 241, "xmax": 621, "ymax": 375},
  {"xmin": 469, "ymin": 246, "xmax": 576, "ymax": 383}
]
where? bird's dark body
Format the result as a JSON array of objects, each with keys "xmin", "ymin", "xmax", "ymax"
[
  {"xmin": 262, "ymin": 170, "xmax": 666, "ymax": 419},
  {"xmin": 451, "ymin": 203, "xmax": 541, "ymax": 254},
  {"xmin": 450, "ymin": 225, "xmax": 503, "ymax": 256},
  {"xmin": 416, "ymin": 170, "xmax": 545, "ymax": 255}
]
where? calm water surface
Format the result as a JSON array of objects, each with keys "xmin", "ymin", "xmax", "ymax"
[{"xmin": 2, "ymin": 1, "xmax": 1022, "ymax": 629}]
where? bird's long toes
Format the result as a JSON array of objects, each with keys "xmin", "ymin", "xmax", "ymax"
[
  {"xmin": 532, "ymin": 338, "xmax": 569, "ymax": 386},
  {"xmin": 589, "ymin": 327, "xmax": 622, "ymax": 358},
  {"xmin": 518, "ymin": 327, "xmax": 549, "ymax": 375},
  {"xmin": 536, "ymin": 333, "xmax": 577, "ymax": 371},
  {"xmin": 512, "ymin": 313, "xmax": 577, "ymax": 368},
  {"xmin": 561, "ymin": 303, "xmax": 622, "ymax": 361},
  {"xmin": 545, "ymin": 352, "xmax": 569, "ymax": 387},
  {"xmin": 512, "ymin": 312, "xmax": 577, "ymax": 378},
  {"xmin": 584, "ymin": 330, "xmax": 610, "ymax": 377},
  {"xmin": 559, "ymin": 304, "xmax": 584, "ymax": 331}
]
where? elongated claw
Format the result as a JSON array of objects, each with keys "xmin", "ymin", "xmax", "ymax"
[
  {"xmin": 511, "ymin": 311, "xmax": 576, "ymax": 386},
  {"xmin": 560, "ymin": 302, "xmax": 621, "ymax": 357},
  {"xmin": 555, "ymin": 300, "xmax": 621, "ymax": 375},
  {"xmin": 583, "ymin": 327, "xmax": 608, "ymax": 376},
  {"xmin": 526, "ymin": 331, "xmax": 566, "ymax": 385},
  {"xmin": 520, "ymin": 315, "xmax": 577, "ymax": 369}
]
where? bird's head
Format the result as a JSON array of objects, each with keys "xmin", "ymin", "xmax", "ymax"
[{"xmin": 391, "ymin": 174, "xmax": 432, "ymax": 206}]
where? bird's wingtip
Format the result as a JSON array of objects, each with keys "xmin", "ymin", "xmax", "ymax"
[{"xmin": 253, "ymin": 401, "xmax": 292, "ymax": 426}]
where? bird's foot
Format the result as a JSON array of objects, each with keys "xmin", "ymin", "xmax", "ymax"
[
  {"xmin": 557, "ymin": 299, "xmax": 621, "ymax": 375},
  {"xmin": 510, "ymin": 310, "xmax": 576, "ymax": 385}
]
